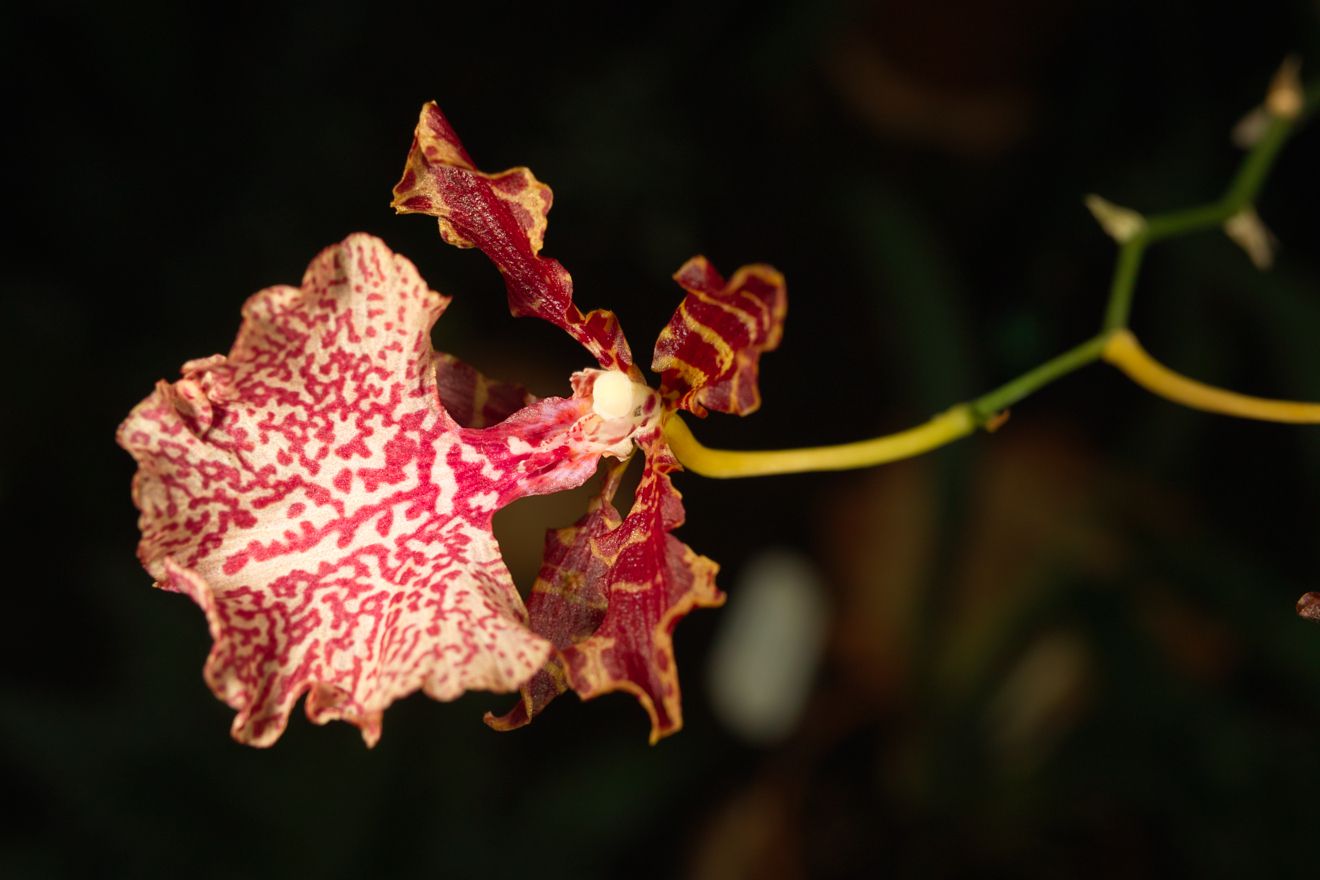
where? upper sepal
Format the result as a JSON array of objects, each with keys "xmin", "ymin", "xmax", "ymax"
[
  {"xmin": 652, "ymin": 256, "xmax": 787, "ymax": 417},
  {"xmin": 393, "ymin": 102, "xmax": 634, "ymax": 372}
]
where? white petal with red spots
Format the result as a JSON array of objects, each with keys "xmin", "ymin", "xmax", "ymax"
[{"xmin": 119, "ymin": 234, "xmax": 624, "ymax": 746}]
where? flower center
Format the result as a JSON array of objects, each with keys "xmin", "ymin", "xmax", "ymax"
[
  {"xmin": 591, "ymin": 370, "xmax": 647, "ymax": 420},
  {"xmin": 575, "ymin": 369, "xmax": 663, "ymax": 460}
]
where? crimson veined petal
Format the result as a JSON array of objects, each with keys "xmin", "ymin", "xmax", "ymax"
[
  {"xmin": 560, "ymin": 441, "xmax": 723, "ymax": 743},
  {"xmin": 484, "ymin": 458, "xmax": 628, "ymax": 732},
  {"xmin": 390, "ymin": 105, "xmax": 792, "ymax": 744},
  {"xmin": 488, "ymin": 438, "xmax": 723, "ymax": 743},
  {"xmin": 392, "ymin": 101, "xmax": 635, "ymax": 373},
  {"xmin": 652, "ymin": 255, "xmax": 787, "ymax": 417},
  {"xmin": 117, "ymin": 233, "xmax": 622, "ymax": 747}
]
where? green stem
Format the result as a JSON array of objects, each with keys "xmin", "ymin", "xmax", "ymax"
[
  {"xmin": 1224, "ymin": 115, "xmax": 1294, "ymax": 207},
  {"xmin": 667, "ymin": 75, "xmax": 1316, "ymax": 479},
  {"xmin": 970, "ymin": 333, "xmax": 1111, "ymax": 421},
  {"xmin": 1101, "ymin": 243, "xmax": 1147, "ymax": 331},
  {"xmin": 1103, "ymin": 102, "xmax": 1305, "ymax": 331}
]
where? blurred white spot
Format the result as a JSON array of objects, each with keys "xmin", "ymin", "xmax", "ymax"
[{"xmin": 707, "ymin": 548, "xmax": 830, "ymax": 745}]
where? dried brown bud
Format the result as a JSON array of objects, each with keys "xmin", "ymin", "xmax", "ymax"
[
  {"xmin": 1267, "ymin": 56, "xmax": 1303, "ymax": 120},
  {"xmin": 1223, "ymin": 207, "xmax": 1277, "ymax": 270},
  {"xmin": 1084, "ymin": 194, "xmax": 1145, "ymax": 243},
  {"xmin": 1296, "ymin": 592, "xmax": 1320, "ymax": 622}
]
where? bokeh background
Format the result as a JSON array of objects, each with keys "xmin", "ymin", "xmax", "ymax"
[{"xmin": 7, "ymin": 1, "xmax": 1320, "ymax": 876}]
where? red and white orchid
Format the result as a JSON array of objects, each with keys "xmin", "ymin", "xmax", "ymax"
[
  {"xmin": 118, "ymin": 102, "xmax": 786, "ymax": 747},
  {"xmin": 119, "ymin": 72, "xmax": 1320, "ymax": 748}
]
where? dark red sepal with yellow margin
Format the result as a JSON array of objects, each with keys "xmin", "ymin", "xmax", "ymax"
[
  {"xmin": 562, "ymin": 440, "xmax": 722, "ymax": 743},
  {"xmin": 652, "ymin": 256, "xmax": 787, "ymax": 417},
  {"xmin": 484, "ymin": 459, "xmax": 628, "ymax": 732},
  {"xmin": 488, "ymin": 438, "xmax": 723, "ymax": 743},
  {"xmin": 392, "ymin": 102, "xmax": 635, "ymax": 373}
]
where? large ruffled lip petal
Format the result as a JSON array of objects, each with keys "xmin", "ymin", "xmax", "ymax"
[{"xmin": 117, "ymin": 233, "xmax": 627, "ymax": 747}]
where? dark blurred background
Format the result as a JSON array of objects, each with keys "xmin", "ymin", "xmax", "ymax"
[{"xmin": 6, "ymin": 1, "xmax": 1320, "ymax": 877}]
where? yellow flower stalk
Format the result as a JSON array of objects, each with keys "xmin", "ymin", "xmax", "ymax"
[{"xmin": 1103, "ymin": 330, "xmax": 1320, "ymax": 424}]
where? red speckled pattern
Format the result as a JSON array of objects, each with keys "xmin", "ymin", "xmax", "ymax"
[
  {"xmin": 117, "ymin": 234, "xmax": 632, "ymax": 747},
  {"xmin": 392, "ymin": 102, "xmax": 635, "ymax": 374},
  {"xmin": 653, "ymin": 255, "xmax": 787, "ymax": 418}
]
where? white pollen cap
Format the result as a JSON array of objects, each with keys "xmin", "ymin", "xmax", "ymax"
[{"xmin": 591, "ymin": 370, "xmax": 639, "ymax": 420}]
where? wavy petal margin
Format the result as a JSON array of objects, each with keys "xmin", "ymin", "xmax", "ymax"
[
  {"xmin": 561, "ymin": 443, "xmax": 722, "ymax": 743},
  {"xmin": 484, "ymin": 459, "xmax": 628, "ymax": 732},
  {"xmin": 117, "ymin": 234, "xmax": 618, "ymax": 747},
  {"xmin": 389, "ymin": 106, "xmax": 789, "ymax": 744},
  {"xmin": 652, "ymin": 256, "xmax": 787, "ymax": 417},
  {"xmin": 489, "ymin": 440, "xmax": 722, "ymax": 743},
  {"xmin": 392, "ymin": 102, "xmax": 634, "ymax": 373}
]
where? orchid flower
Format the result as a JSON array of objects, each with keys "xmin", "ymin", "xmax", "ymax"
[
  {"xmin": 118, "ymin": 103, "xmax": 784, "ymax": 747},
  {"xmin": 121, "ymin": 67, "xmax": 1320, "ymax": 748}
]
